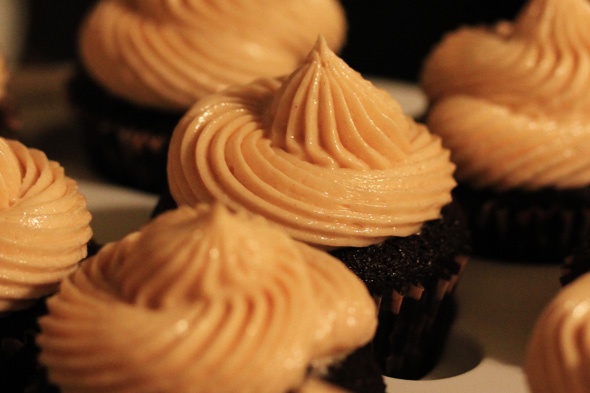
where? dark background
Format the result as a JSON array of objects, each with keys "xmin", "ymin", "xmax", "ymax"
[{"xmin": 22, "ymin": 1, "xmax": 527, "ymax": 82}]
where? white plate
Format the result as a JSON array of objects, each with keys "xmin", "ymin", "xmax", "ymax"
[{"xmin": 13, "ymin": 64, "xmax": 562, "ymax": 393}]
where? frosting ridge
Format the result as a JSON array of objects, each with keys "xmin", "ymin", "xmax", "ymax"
[
  {"xmin": 79, "ymin": 0, "xmax": 347, "ymax": 111},
  {"xmin": 168, "ymin": 37, "xmax": 456, "ymax": 248},
  {"xmin": 525, "ymin": 273, "xmax": 590, "ymax": 393},
  {"xmin": 38, "ymin": 204, "xmax": 376, "ymax": 393},
  {"xmin": 421, "ymin": 0, "xmax": 590, "ymax": 190},
  {"xmin": 0, "ymin": 138, "xmax": 92, "ymax": 312}
]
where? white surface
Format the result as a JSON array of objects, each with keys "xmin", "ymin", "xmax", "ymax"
[{"xmin": 13, "ymin": 65, "xmax": 564, "ymax": 393}]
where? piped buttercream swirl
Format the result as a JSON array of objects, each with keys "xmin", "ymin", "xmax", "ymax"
[
  {"xmin": 421, "ymin": 0, "xmax": 590, "ymax": 191},
  {"xmin": 79, "ymin": 0, "xmax": 347, "ymax": 111},
  {"xmin": 525, "ymin": 273, "xmax": 590, "ymax": 393},
  {"xmin": 167, "ymin": 37, "xmax": 456, "ymax": 248},
  {"xmin": 0, "ymin": 138, "xmax": 92, "ymax": 312},
  {"xmin": 38, "ymin": 204, "xmax": 376, "ymax": 393}
]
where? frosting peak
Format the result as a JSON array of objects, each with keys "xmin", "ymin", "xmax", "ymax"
[
  {"xmin": 168, "ymin": 38, "xmax": 456, "ymax": 248},
  {"xmin": 266, "ymin": 36, "xmax": 412, "ymax": 170},
  {"xmin": 38, "ymin": 204, "xmax": 376, "ymax": 393}
]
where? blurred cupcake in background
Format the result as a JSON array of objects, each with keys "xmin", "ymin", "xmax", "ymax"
[{"xmin": 421, "ymin": 0, "xmax": 590, "ymax": 263}]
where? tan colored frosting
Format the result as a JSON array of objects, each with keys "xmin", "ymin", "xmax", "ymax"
[
  {"xmin": 79, "ymin": 0, "xmax": 347, "ymax": 111},
  {"xmin": 0, "ymin": 138, "xmax": 92, "ymax": 312},
  {"xmin": 525, "ymin": 273, "xmax": 590, "ymax": 393},
  {"xmin": 167, "ymin": 37, "xmax": 456, "ymax": 249},
  {"xmin": 421, "ymin": 0, "xmax": 590, "ymax": 191},
  {"xmin": 38, "ymin": 204, "xmax": 377, "ymax": 393}
]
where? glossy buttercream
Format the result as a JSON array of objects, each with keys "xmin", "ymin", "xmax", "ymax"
[
  {"xmin": 79, "ymin": 0, "xmax": 347, "ymax": 111},
  {"xmin": 38, "ymin": 204, "xmax": 376, "ymax": 393},
  {"xmin": 525, "ymin": 273, "xmax": 590, "ymax": 393},
  {"xmin": 421, "ymin": 0, "xmax": 590, "ymax": 191},
  {"xmin": 0, "ymin": 138, "xmax": 92, "ymax": 312},
  {"xmin": 168, "ymin": 37, "xmax": 456, "ymax": 248}
]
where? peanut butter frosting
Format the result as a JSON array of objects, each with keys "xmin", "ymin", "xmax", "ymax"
[
  {"xmin": 525, "ymin": 273, "xmax": 590, "ymax": 393},
  {"xmin": 421, "ymin": 0, "xmax": 590, "ymax": 191},
  {"xmin": 0, "ymin": 138, "xmax": 92, "ymax": 312},
  {"xmin": 79, "ymin": 0, "xmax": 347, "ymax": 111},
  {"xmin": 38, "ymin": 204, "xmax": 377, "ymax": 393},
  {"xmin": 167, "ymin": 36, "xmax": 456, "ymax": 248}
]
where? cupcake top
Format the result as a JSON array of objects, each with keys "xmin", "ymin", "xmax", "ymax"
[
  {"xmin": 0, "ymin": 137, "xmax": 92, "ymax": 312},
  {"xmin": 167, "ymin": 36, "xmax": 456, "ymax": 249},
  {"xmin": 421, "ymin": 0, "xmax": 590, "ymax": 191},
  {"xmin": 524, "ymin": 272, "xmax": 590, "ymax": 393},
  {"xmin": 78, "ymin": 0, "xmax": 347, "ymax": 111},
  {"xmin": 38, "ymin": 203, "xmax": 377, "ymax": 393}
]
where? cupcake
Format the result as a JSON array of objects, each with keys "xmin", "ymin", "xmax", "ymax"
[
  {"xmin": 524, "ymin": 272, "xmax": 590, "ymax": 393},
  {"xmin": 69, "ymin": 0, "xmax": 347, "ymax": 192},
  {"xmin": 420, "ymin": 0, "xmax": 590, "ymax": 263},
  {"xmin": 0, "ymin": 137, "xmax": 92, "ymax": 391},
  {"xmin": 0, "ymin": 54, "xmax": 20, "ymax": 137},
  {"xmin": 37, "ymin": 203, "xmax": 384, "ymax": 393},
  {"xmin": 163, "ymin": 36, "xmax": 470, "ymax": 379}
]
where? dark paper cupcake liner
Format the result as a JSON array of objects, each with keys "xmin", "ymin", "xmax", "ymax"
[
  {"xmin": 455, "ymin": 185, "xmax": 590, "ymax": 263},
  {"xmin": 67, "ymin": 67, "xmax": 182, "ymax": 193}
]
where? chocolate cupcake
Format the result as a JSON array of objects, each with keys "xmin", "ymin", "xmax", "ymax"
[
  {"xmin": 0, "ymin": 137, "xmax": 93, "ymax": 390},
  {"xmin": 162, "ymin": 36, "xmax": 470, "ymax": 379},
  {"xmin": 69, "ymin": 0, "xmax": 347, "ymax": 192},
  {"xmin": 37, "ymin": 204, "xmax": 383, "ymax": 393},
  {"xmin": 421, "ymin": 0, "xmax": 590, "ymax": 263}
]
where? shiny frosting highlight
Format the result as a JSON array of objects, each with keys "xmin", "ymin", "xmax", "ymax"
[
  {"xmin": 38, "ymin": 204, "xmax": 376, "ymax": 393},
  {"xmin": 421, "ymin": 0, "xmax": 590, "ymax": 191},
  {"xmin": 79, "ymin": 0, "xmax": 347, "ymax": 111},
  {"xmin": 0, "ymin": 138, "xmax": 92, "ymax": 312},
  {"xmin": 168, "ymin": 37, "xmax": 456, "ymax": 248},
  {"xmin": 525, "ymin": 273, "xmax": 590, "ymax": 393}
]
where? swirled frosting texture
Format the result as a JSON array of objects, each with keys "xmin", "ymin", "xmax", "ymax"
[
  {"xmin": 0, "ymin": 138, "xmax": 92, "ymax": 312},
  {"xmin": 168, "ymin": 37, "xmax": 456, "ymax": 248},
  {"xmin": 38, "ymin": 204, "xmax": 376, "ymax": 393},
  {"xmin": 421, "ymin": 0, "xmax": 590, "ymax": 191},
  {"xmin": 79, "ymin": 0, "xmax": 347, "ymax": 111},
  {"xmin": 525, "ymin": 273, "xmax": 590, "ymax": 393}
]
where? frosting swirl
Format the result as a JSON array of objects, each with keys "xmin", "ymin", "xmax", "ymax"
[
  {"xmin": 79, "ymin": 0, "xmax": 347, "ymax": 111},
  {"xmin": 38, "ymin": 204, "xmax": 376, "ymax": 393},
  {"xmin": 525, "ymin": 273, "xmax": 590, "ymax": 393},
  {"xmin": 0, "ymin": 138, "xmax": 92, "ymax": 312},
  {"xmin": 168, "ymin": 37, "xmax": 456, "ymax": 248},
  {"xmin": 421, "ymin": 0, "xmax": 590, "ymax": 191}
]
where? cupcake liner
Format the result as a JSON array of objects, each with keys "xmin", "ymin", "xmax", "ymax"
[
  {"xmin": 373, "ymin": 255, "xmax": 467, "ymax": 379},
  {"xmin": 68, "ymin": 68, "xmax": 182, "ymax": 193},
  {"xmin": 455, "ymin": 185, "xmax": 590, "ymax": 263}
]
